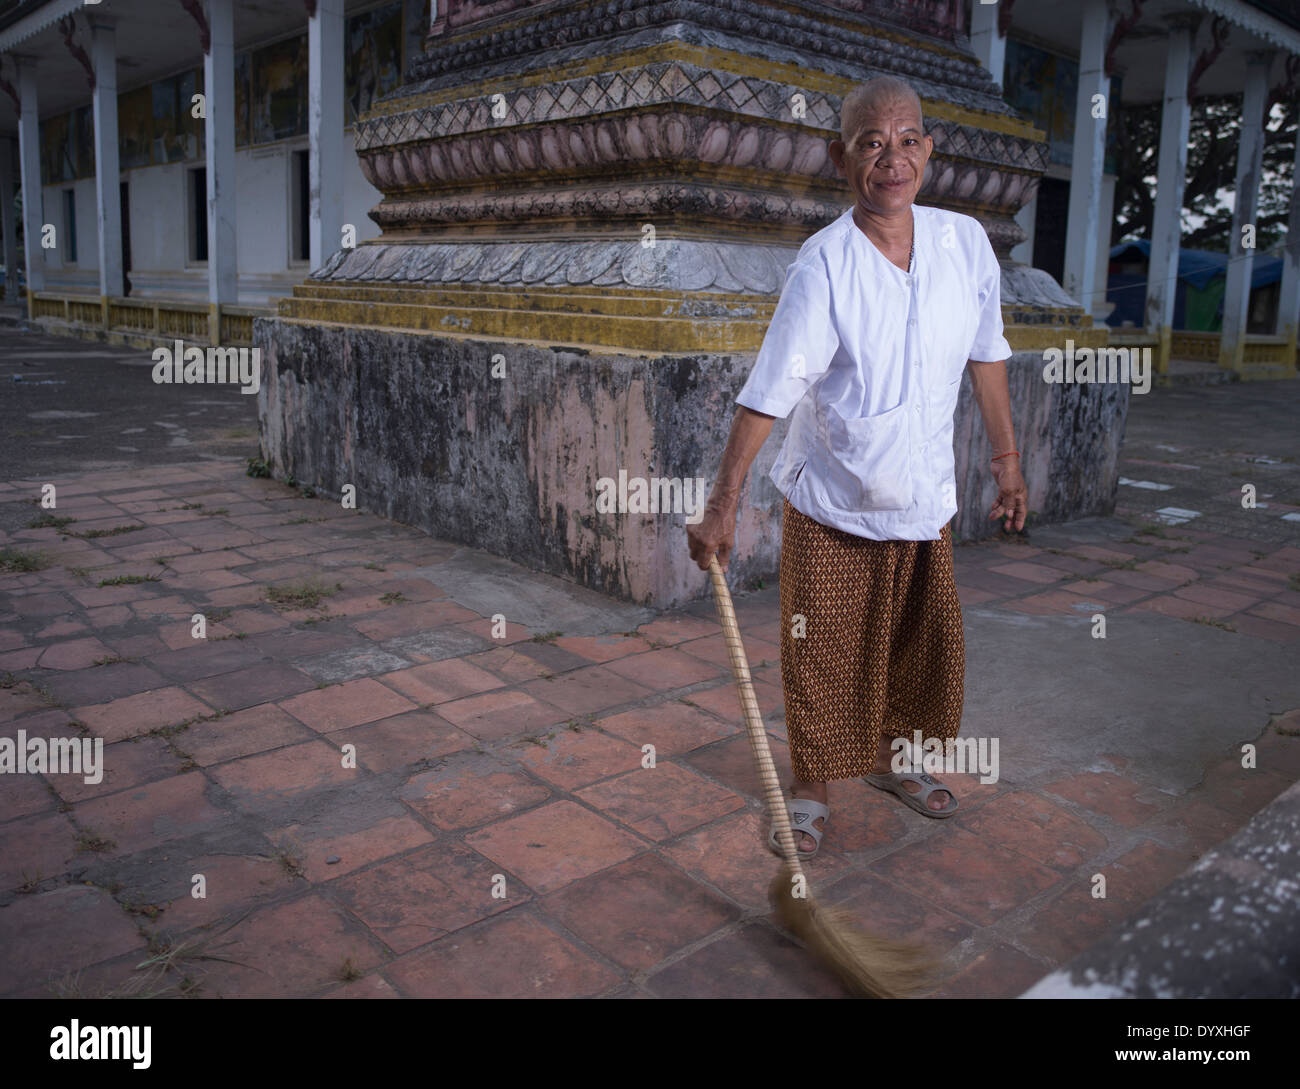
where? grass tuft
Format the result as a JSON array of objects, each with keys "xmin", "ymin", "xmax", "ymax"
[
  {"xmin": 0, "ymin": 546, "xmax": 51, "ymax": 573},
  {"xmin": 97, "ymin": 573, "xmax": 162, "ymax": 587},
  {"xmin": 264, "ymin": 577, "xmax": 341, "ymax": 610},
  {"xmin": 26, "ymin": 512, "xmax": 75, "ymax": 530}
]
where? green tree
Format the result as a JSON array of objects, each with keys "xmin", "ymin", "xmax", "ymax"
[{"xmin": 1112, "ymin": 94, "xmax": 1298, "ymax": 252}]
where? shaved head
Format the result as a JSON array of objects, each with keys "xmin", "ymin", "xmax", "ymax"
[{"xmin": 841, "ymin": 77, "xmax": 924, "ymax": 151}]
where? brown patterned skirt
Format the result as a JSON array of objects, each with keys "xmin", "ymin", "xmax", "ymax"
[{"xmin": 779, "ymin": 499, "xmax": 965, "ymax": 783}]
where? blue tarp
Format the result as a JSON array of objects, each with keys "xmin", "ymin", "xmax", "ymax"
[
  {"xmin": 1109, "ymin": 239, "xmax": 1283, "ymax": 290},
  {"xmin": 1106, "ymin": 239, "xmax": 1282, "ymax": 329}
]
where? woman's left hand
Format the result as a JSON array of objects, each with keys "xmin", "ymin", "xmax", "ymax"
[{"xmin": 990, "ymin": 457, "xmax": 1028, "ymax": 532}]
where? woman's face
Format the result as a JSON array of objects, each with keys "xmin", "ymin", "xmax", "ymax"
[{"xmin": 830, "ymin": 99, "xmax": 932, "ymax": 216}]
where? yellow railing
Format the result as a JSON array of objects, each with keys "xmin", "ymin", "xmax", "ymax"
[
  {"xmin": 220, "ymin": 310, "xmax": 256, "ymax": 344},
  {"xmin": 67, "ymin": 299, "xmax": 102, "ymax": 324},
  {"xmin": 156, "ymin": 304, "xmax": 209, "ymax": 339},
  {"xmin": 31, "ymin": 296, "xmax": 66, "ymax": 320},
  {"xmin": 1168, "ymin": 330, "xmax": 1296, "ymax": 367},
  {"xmin": 28, "ymin": 291, "xmax": 269, "ymax": 347},
  {"xmin": 1242, "ymin": 337, "xmax": 1290, "ymax": 364},
  {"xmin": 1170, "ymin": 330, "xmax": 1219, "ymax": 360},
  {"xmin": 108, "ymin": 301, "xmax": 153, "ymax": 331}
]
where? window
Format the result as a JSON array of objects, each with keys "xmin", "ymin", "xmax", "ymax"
[
  {"xmin": 62, "ymin": 189, "xmax": 76, "ymax": 263},
  {"xmin": 290, "ymin": 148, "xmax": 310, "ymax": 263},
  {"xmin": 188, "ymin": 167, "xmax": 207, "ymax": 262}
]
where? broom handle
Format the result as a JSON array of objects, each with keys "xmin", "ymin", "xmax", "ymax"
[{"xmin": 707, "ymin": 556, "xmax": 805, "ymax": 880}]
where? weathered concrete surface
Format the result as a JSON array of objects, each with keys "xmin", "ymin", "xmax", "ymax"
[
  {"xmin": 396, "ymin": 546, "xmax": 655, "ymax": 636},
  {"xmin": 952, "ymin": 351, "xmax": 1126, "ymax": 545},
  {"xmin": 955, "ymin": 594, "xmax": 1300, "ymax": 795},
  {"xmin": 256, "ymin": 319, "xmax": 1128, "ymax": 605},
  {"xmin": 0, "ymin": 324, "xmax": 257, "ymax": 483},
  {"xmin": 1019, "ymin": 780, "xmax": 1300, "ymax": 999},
  {"xmin": 256, "ymin": 318, "xmax": 758, "ymax": 607}
]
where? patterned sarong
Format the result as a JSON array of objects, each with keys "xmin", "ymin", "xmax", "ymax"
[{"xmin": 779, "ymin": 498, "xmax": 965, "ymax": 782}]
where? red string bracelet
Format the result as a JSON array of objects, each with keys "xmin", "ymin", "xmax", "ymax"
[{"xmin": 991, "ymin": 450, "xmax": 1020, "ymax": 462}]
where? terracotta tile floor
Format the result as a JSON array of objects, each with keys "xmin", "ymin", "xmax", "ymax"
[{"xmin": 1, "ymin": 459, "xmax": 1298, "ymax": 999}]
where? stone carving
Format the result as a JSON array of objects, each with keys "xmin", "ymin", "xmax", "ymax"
[
  {"xmin": 342, "ymin": 0, "xmax": 1049, "ymax": 280},
  {"xmin": 310, "ymin": 236, "xmax": 1049, "ymax": 296},
  {"xmin": 358, "ymin": 63, "xmax": 1044, "ymax": 171},
  {"xmin": 366, "ymin": 186, "xmax": 846, "ymax": 233},
  {"xmin": 819, "ymin": 0, "xmax": 963, "ymax": 40},
  {"xmin": 312, "ymin": 238, "xmax": 802, "ymax": 294},
  {"xmin": 409, "ymin": 1, "xmax": 1003, "ymax": 106},
  {"xmin": 358, "ymin": 63, "xmax": 843, "ymax": 146},
  {"xmin": 433, "ymin": 0, "xmax": 967, "ymax": 42},
  {"xmin": 354, "ymin": 56, "xmax": 1044, "ymax": 247},
  {"xmin": 361, "ymin": 169, "xmax": 1033, "ymax": 246},
  {"xmin": 999, "ymin": 261, "xmax": 1087, "ymax": 311}
]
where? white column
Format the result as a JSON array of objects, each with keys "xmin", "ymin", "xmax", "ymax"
[
  {"xmin": 1062, "ymin": 0, "xmax": 1110, "ymax": 314},
  {"xmin": 90, "ymin": 14, "xmax": 124, "ymax": 299},
  {"xmin": 970, "ymin": 0, "xmax": 1007, "ymax": 90},
  {"xmin": 205, "ymin": 0, "xmax": 237, "ymax": 325},
  {"xmin": 1220, "ymin": 50, "xmax": 1273, "ymax": 373},
  {"xmin": 1278, "ymin": 126, "xmax": 1300, "ymax": 370},
  {"xmin": 1096, "ymin": 172, "xmax": 1116, "ymax": 319},
  {"xmin": 15, "ymin": 57, "xmax": 42, "ymax": 298},
  {"xmin": 0, "ymin": 138, "xmax": 18, "ymax": 304},
  {"xmin": 1145, "ymin": 15, "xmax": 1197, "ymax": 375},
  {"xmin": 308, "ymin": 0, "xmax": 344, "ymax": 270}
]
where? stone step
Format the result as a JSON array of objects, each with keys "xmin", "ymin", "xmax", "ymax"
[
  {"xmin": 1238, "ymin": 362, "xmax": 1298, "ymax": 382},
  {"xmin": 276, "ymin": 293, "xmax": 771, "ymax": 353},
  {"xmin": 1157, "ymin": 359, "xmax": 1235, "ymax": 387},
  {"xmin": 291, "ymin": 281, "xmax": 776, "ymax": 322}
]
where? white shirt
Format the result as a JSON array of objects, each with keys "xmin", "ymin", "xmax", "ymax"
[{"xmin": 736, "ymin": 203, "xmax": 1011, "ymax": 541}]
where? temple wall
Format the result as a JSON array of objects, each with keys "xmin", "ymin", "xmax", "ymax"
[{"xmin": 40, "ymin": 140, "xmax": 384, "ymax": 306}]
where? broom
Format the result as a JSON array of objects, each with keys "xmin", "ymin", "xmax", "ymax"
[{"xmin": 706, "ymin": 555, "xmax": 938, "ymax": 998}]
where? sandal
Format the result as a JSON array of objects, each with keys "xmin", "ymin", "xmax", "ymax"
[
  {"xmin": 865, "ymin": 770, "xmax": 959, "ymax": 818},
  {"xmin": 768, "ymin": 797, "xmax": 830, "ymax": 859}
]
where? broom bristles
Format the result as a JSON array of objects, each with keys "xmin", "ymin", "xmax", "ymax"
[
  {"xmin": 707, "ymin": 556, "xmax": 941, "ymax": 998},
  {"xmin": 769, "ymin": 870, "xmax": 940, "ymax": 998}
]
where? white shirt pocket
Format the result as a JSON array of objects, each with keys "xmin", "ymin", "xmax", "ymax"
[{"xmin": 813, "ymin": 400, "xmax": 914, "ymax": 513}]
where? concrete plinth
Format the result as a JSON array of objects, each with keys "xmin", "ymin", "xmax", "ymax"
[{"xmin": 256, "ymin": 318, "xmax": 1126, "ymax": 606}]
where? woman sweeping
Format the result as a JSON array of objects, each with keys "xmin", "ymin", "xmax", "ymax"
[{"xmin": 687, "ymin": 75, "xmax": 1028, "ymax": 857}]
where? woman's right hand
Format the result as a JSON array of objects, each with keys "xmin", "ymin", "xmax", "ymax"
[
  {"xmin": 687, "ymin": 498, "xmax": 737, "ymax": 571},
  {"xmin": 686, "ymin": 406, "xmax": 776, "ymax": 572}
]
